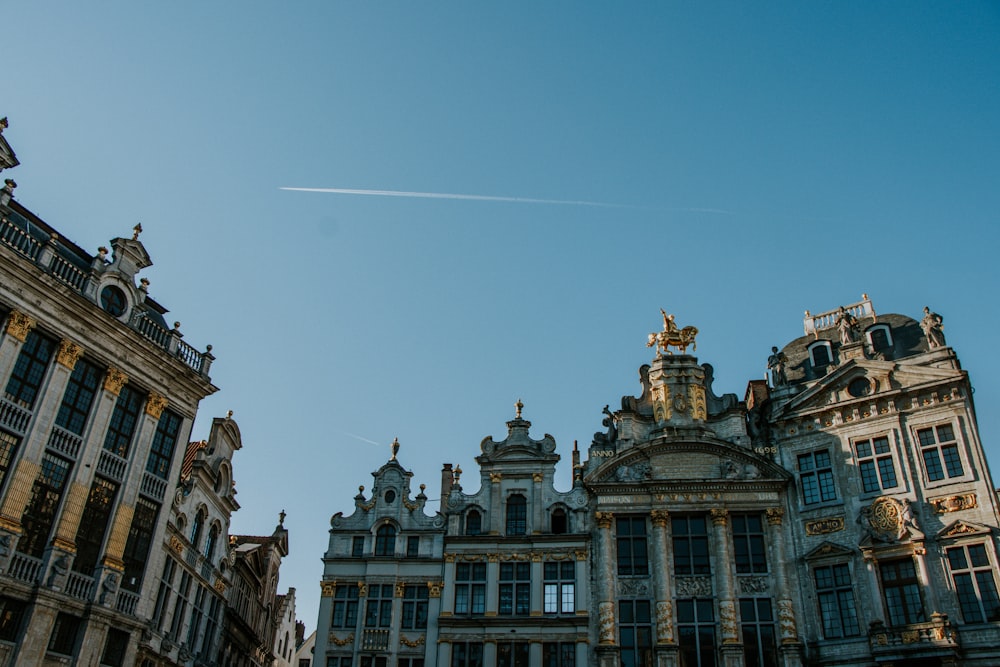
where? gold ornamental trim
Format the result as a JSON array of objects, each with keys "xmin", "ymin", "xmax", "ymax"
[
  {"xmin": 145, "ymin": 391, "xmax": 168, "ymax": 419},
  {"xmin": 0, "ymin": 516, "xmax": 22, "ymax": 533},
  {"xmin": 329, "ymin": 633, "xmax": 354, "ymax": 647},
  {"xmin": 53, "ymin": 481, "xmax": 89, "ymax": 545},
  {"xmin": 765, "ymin": 507, "xmax": 785, "ymax": 526},
  {"xmin": 400, "ymin": 635, "xmax": 425, "ymax": 648},
  {"xmin": 427, "ymin": 581, "xmax": 443, "ymax": 598},
  {"xmin": 490, "ymin": 472, "xmax": 502, "ymax": 483},
  {"xmin": 0, "ymin": 459, "xmax": 40, "ymax": 524},
  {"xmin": 652, "ymin": 385, "xmax": 672, "ymax": 422},
  {"xmin": 4, "ymin": 311, "xmax": 35, "ymax": 342},
  {"xmin": 321, "ymin": 581, "xmax": 336, "ymax": 596},
  {"xmin": 101, "ymin": 556, "xmax": 125, "ymax": 572},
  {"xmin": 56, "ymin": 339, "xmax": 84, "ymax": 370},
  {"xmin": 650, "ymin": 509, "xmax": 670, "ymax": 527},
  {"xmin": 169, "ymin": 535, "xmax": 184, "ymax": 553},
  {"xmin": 575, "ymin": 550, "xmax": 588, "ymax": 561},
  {"xmin": 103, "ymin": 503, "xmax": 135, "ymax": 561},
  {"xmin": 532, "ymin": 472, "xmax": 543, "ymax": 483},
  {"xmin": 51, "ymin": 536, "xmax": 77, "ymax": 553},
  {"xmin": 805, "ymin": 516, "xmax": 845, "ymax": 536},
  {"xmin": 928, "ymin": 493, "xmax": 977, "ymax": 514},
  {"xmin": 595, "ymin": 511, "xmax": 614, "ymax": 529},
  {"xmin": 103, "ymin": 368, "xmax": 127, "ymax": 396},
  {"xmin": 688, "ymin": 385, "xmax": 707, "ymax": 420},
  {"xmin": 214, "ymin": 578, "xmax": 226, "ymax": 594},
  {"xmin": 710, "ymin": 508, "xmax": 729, "ymax": 526},
  {"xmin": 395, "ymin": 581, "xmax": 406, "ymax": 598}
]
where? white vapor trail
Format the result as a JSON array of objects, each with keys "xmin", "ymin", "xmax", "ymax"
[
  {"xmin": 281, "ymin": 186, "xmax": 638, "ymax": 209},
  {"xmin": 339, "ymin": 431, "xmax": 383, "ymax": 447}
]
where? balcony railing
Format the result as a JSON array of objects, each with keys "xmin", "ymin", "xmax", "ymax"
[
  {"xmin": 869, "ymin": 615, "xmax": 959, "ymax": 657},
  {"xmin": 1, "ymin": 209, "xmax": 213, "ymax": 377},
  {"xmin": 65, "ymin": 571, "xmax": 95, "ymax": 601},
  {"xmin": 7, "ymin": 552, "xmax": 43, "ymax": 584},
  {"xmin": 46, "ymin": 425, "xmax": 83, "ymax": 461},
  {"xmin": 140, "ymin": 471, "xmax": 168, "ymax": 502},
  {"xmin": 116, "ymin": 589, "xmax": 140, "ymax": 616},
  {"xmin": 0, "ymin": 397, "xmax": 30, "ymax": 436},
  {"xmin": 361, "ymin": 629, "xmax": 390, "ymax": 651},
  {"xmin": 97, "ymin": 449, "xmax": 128, "ymax": 483},
  {"xmin": 804, "ymin": 295, "xmax": 876, "ymax": 337}
]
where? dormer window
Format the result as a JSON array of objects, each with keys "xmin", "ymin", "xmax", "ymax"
[
  {"xmin": 100, "ymin": 285, "xmax": 127, "ymax": 317},
  {"xmin": 551, "ymin": 508, "xmax": 568, "ymax": 534},
  {"xmin": 865, "ymin": 324, "xmax": 894, "ymax": 354},
  {"xmin": 465, "ymin": 510, "xmax": 482, "ymax": 536},
  {"xmin": 808, "ymin": 340, "xmax": 833, "ymax": 368}
]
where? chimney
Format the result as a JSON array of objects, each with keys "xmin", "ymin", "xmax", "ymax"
[{"xmin": 441, "ymin": 463, "xmax": 453, "ymax": 503}]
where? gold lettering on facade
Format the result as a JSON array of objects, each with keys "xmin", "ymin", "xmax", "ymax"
[
  {"xmin": 4, "ymin": 310, "xmax": 35, "ymax": 342},
  {"xmin": 56, "ymin": 339, "xmax": 83, "ymax": 369},
  {"xmin": 145, "ymin": 391, "xmax": 168, "ymax": 419},
  {"xmin": 103, "ymin": 367, "xmax": 128, "ymax": 396},
  {"xmin": 805, "ymin": 516, "xmax": 845, "ymax": 536}
]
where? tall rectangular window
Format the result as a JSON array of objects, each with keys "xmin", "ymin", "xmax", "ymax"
[
  {"xmin": 740, "ymin": 598, "xmax": 777, "ymax": 667},
  {"xmin": 544, "ymin": 561, "xmax": 575, "ymax": 614},
  {"xmin": 798, "ymin": 449, "xmax": 837, "ymax": 505},
  {"xmin": 407, "ymin": 535, "xmax": 420, "ymax": 557},
  {"xmin": 122, "ymin": 497, "xmax": 159, "ymax": 592},
  {"xmin": 543, "ymin": 643, "xmax": 576, "ymax": 667},
  {"xmin": 499, "ymin": 562, "xmax": 530, "ymax": 616},
  {"xmin": 0, "ymin": 596, "xmax": 27, "ymax": 642},
  {"xmin": 17, "ymin": 453, "xmax": 72, "ymax": 557},
  {"xmin": 4, "ymin": 330, "xmax": 55, "ymax": 410},
  {"xmin": 151, "ymin": 556, "xmax": 178, "ymax": 631},
  {"xmin": 201, "ymin": 593, "xmax": 223, "ymax": 660},
  {"xmin": 47, "ymin": 612, "xmax": 81, "ymax": 656},
  {"xmin": 946, "ymin": 544, "xmax": 1000, "ymax": 623},
  {"xmin": 880, "ymin": 558, "xmax": 925, "ymax": 626},
  {"xmin": 100, "ymin": 628, "xmax": 129, "ymax": 667},
  {"xmin": 814, "ymin": 563, "xmax": 860, "ymax": 638},
  {"xmin": 505, "ymin": 494, "xmax": 527, "ymax": 535},
  {"xmin": 364, "ymin": 584, "xmax": 393, "ymax": 628},
  {"xmin": 918, "ymin": 424, "xmax": 964, "ymax": 481},
  {"xmin": 0, "ymin": 431, "xmax": 20, "ymax": 493},
  {"xmin": 351, "ymin": 535, "xmax": 365, "ymax": 557},
  {"xmin": 616, "ymin": 516, "xmax": 649, "ymax": 576},
  {"xmin": 677, "ymin": 599, "xmax": 715, "ymax": 667},
  {"xmin": 732, "ymin": 514, "xmax": 767, "ymax": 574},
  {"xmin": 673, "ymin": 515, "xmax": 711, "ymax": 576},
  {"xmin": 54, "ymin": 357, "xmax": 102, "ymax": 436},
  {"xmin": 496, "ymin": 641, "xmax": 529, "ymax": 667},
  {"xmin": 187, "ymin": 585, "xmax": 208, "ymax": 650},
  {"xmin": 619, "ymin": 600, "xmax": 653, "ymax": 667},
  {"xmin": 854, "ymin": 436, "xmax": 898, "ymax": 493},
  {"xmin": 331, "ymin": 584, "xmax": 359, "ymax": 629},
  {"xmin": 146, "ymin": 409, "xmax": 182, "ymax": 479},
  {"xmin": 451, "ymin": 642, "xmax": 484, "ymax": 667},
  {"xmin": 168, "ymin": 569, "xmax": 193, "ymax": 640},
  {"xmin": 454, "ymin": 562, "xmax": 486, "ymax": 616},
  {"xmin": 72, "ymin": 477, "xmax": 118, "ymax": 574},
  {"xmin": 401, "ymin": 585, "xmax": 429, "ymax": 630},
  {"xmin": 103, "ymin": 384, "xmax": 144, "ymax": 458}
]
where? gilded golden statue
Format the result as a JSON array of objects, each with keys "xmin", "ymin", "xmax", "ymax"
[{"xmin": 647, "ymin": 309, "xmax": 698, "ymax": 355}]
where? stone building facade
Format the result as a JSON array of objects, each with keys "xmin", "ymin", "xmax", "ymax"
[
  {"xmin": 315, "ymin": 297, "xmax": 1000, "ymax": 667},
  {"xmin": 0, "ymin": 133, "xmax": 217, "ymax": 664}
]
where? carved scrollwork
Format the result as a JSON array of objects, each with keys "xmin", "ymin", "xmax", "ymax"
[{"xmin": 675, "ymin": 576, "xmax": 712, "ymax": 597}]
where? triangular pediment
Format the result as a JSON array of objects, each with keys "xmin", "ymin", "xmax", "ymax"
[
  {"xmin": 803, "ymin": 541, "xmax": 856, "ymax": 561},
  {"xmin": 783, "ymin": 360, "xmax": 890, "ymax": 411},
  {"xmin": 937, "ymin": 520, "xmax": 993, "ymax": 541}
]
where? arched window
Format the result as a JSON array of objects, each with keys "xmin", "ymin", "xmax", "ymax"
[
  {"xmin": 465, "ymin": 509, "xmax": 482, "ymax": 536},
  {"xmin": 190, "ymin": 509, "xmax": 206, "ymax": 547},
  {"xmin": 808, "ymin": 340, "xmax": 833, "ymax": 368},
  {"xmin": 375, "ymin": 524, "xmax": 396, "ymax": 556},
  {"xmin": 551, "ymin": 508, "xmax": 568, "ymax": 534},
  {"xmin": 205, "ymin": 524, "xmax": 220, "ymax": 560},
  {"xmin": 506, "ymin": 495, "xmax": 527, "ymax": 536},
  {"xmin": 866, "ymin": 324, "xmax": 894, "ymax": 354}
]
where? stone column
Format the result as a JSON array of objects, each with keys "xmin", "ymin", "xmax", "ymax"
[
  {"xmin": 441, "ymin": 554, "xmax": 456, "ymax": 616},
  {"xmin": 862, "ymin": 553, "xmax": 885, "ymax": 625},
  {"xmin": 530, "ymin": 640, "xmax": 543, "ymax": 665},
  {"xmin": 650, "ymin": 510, "xmax": 675, "ymax": 645},
  {"xmin": 767, "ymin": 508, "xmax": 803, "ymax": 667},
  {"xmin": 710, "ymin": 509, "xmax": 742, "ymax": 667},
  {"xmin": 912, "ymin": 544, "xmax": 938, "ymax": 614},
  {"xmin": 595, "ymin": 511, "xmax": 618, "ymax": 667},
  {"xmin": 0, "ymin": 310, "xmax": 35, "ymax": 383},
  {"xmin": 489, "ymin": 473, "xmax": 502, "ymax": 535},
  {"xmin": 530, "ymin": 553, "xmax": 543, "ymax": 617},
  {"xmin": 437, "ymin": 641, "xmax": 452, "ymax": 667},
  {"xmin": 485, "ymin": 554, "xmax": 499, "ymax": 617},
  {"xmin": 425, "ymin": 579, "xmax": 443, "ymax": 666},
  {"xmin": 575, "ymin": 549, "xmax": 589, "ymax": 615},
  {"xmin": 532, "ymin": 472, "xmax": 544, "ymax": 533}
]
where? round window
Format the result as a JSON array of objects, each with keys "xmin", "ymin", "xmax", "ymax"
[
  {"xmin": 847, "ymin": 377, "xmax": 871, "ymax": 398},
  {"xmin": 100, "ymin": 285, "xmax": 127, "ymax": 317},
  {"xmin": 384, "ymin": 489, "xmax": 396, "ymax": 504}
]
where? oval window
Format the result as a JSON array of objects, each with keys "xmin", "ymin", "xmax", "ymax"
[
  {"xmin": 848, "ymin": 377, "xmax": 871, "ymax": 398},
  {"xmin": 100, "ymin": 285, "xmax": 127, "ymax": 317},
  {"xmin": 384, "ymin": 489, "xmax": 396, "ymax": 504}
]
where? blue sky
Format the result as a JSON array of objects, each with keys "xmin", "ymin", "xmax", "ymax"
[{"xmin": 5, "ymin": 3, "xmax": 999, "ymax": 634}]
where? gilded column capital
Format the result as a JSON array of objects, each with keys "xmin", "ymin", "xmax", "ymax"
[
  {"xmin": 595, "ymin": 511, "xmax": 614, "ymax": 529},
  {"xmin": 532, "ymin": 472, "xmax": 543, "ymax": 483},
  {"xmin": 766, "ymin": 507, "xmax": 785, "ymax": 525},
  {"xmin": 531, "ymin": 552, "xmax": 542, "ymax": 563},
  {"xmin": 444, "ymin": 553, "xmax": 456, "ymax": 563},
  {"xmin": 427, "ymin": 581, "xmax": 443, "ymax": 598},
  {"xmin": 490, "ymin": 472, "xmax": 502, "ymax": 483},
  {"xmin": 56, "ymin": 339, "xmax": 83, "ymax": 369},
  {"xmin": 710, "ymin": 508, "xmax": 729, "ymax": 526},
  {"xmin": 395, "ymin": 581, "xmax": 406, "ymax": 598},
  {"xmin": 103, "ymin": 367, "xmax": 128, "ymax": 396},
  {"xmin": 4, "ymin": 310, "xmax": 35, "ymax": 342},
  {"xmin": 575, "ymin": 550, "xmax": 588, "ymax": 561},
  {"xmin": 321, "ymin": 581, "xmax": 337, "ymax": 597},
  {"xmin": 487, "ymin": 553, "xmax": 499, "ymax": 563},
  {"xmin": 145, "ymin": 391, "xmax": 168, "ymax": 419},
  {"xmin": 357, "ymin": 582, "xmax": 368, "ymax": 597},
  {"xmin": 650, "ymin": 509, "xmax": 670, "ymax": 527}
]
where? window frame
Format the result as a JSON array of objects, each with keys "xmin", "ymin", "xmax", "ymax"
[
  {"xmin": 945, "ymin": 542, "xmax": 1000, "ymax": 624},
  {"xmin": 879, "ymin": 557, "xmax": 926, "ymax": 626},
  {"xmin": 616, "ymin": 516, "xmax": 649, "ymax": 576},
  {"xmin": 813, "ymin": 562, "xmax": 861, "ymax": 639},
  {"xmin": 672, "ymin": 515, "xmax": 711, "ymax": 576},
  {"xmin": 505, "ymin": 494, "xmax": 527, "ymax": 536},
  {"xmin": 853, "ymin": 434, "xmax": 900, "ymax": 495},
  {"xmin": 544, "ymin": 560, "xmax": 575, "ymax": 614},
  {"xmin": 798, "ymin": 449, "xmax": 838, "ymax": 506},
  {"xmin": 915, "ymin": 423, "xmax": 967, "ymax": 485},
  {"xmin": 498, "ymin": 561, "xmax": 531, "ymax": 616},
  {"xmin": 732, "ymin": 513, "xmax": 767, "ymax": 575},
  {"xmin": 454, "ymin": 562, "xmax": 486, "ymax": 616}
]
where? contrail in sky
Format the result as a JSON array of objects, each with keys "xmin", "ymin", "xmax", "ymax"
[
  {"xmin": 339, "ymin": 431, "xmax": 383, "ymax": 447},
  {"xmin": 281, "ymin": 186, "xmax": 632, "ymax": 208}
]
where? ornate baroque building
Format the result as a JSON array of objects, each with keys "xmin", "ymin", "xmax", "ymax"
[{"xmin": 315, "ymin": 296, "xmax": 1000, "ymax": 667}]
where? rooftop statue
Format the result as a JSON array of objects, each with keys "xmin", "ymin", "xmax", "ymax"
[
  {"xmin": 647, "ymin": 309, "xmax": 698, "ymax": 355},
  {"xmin": 921, "ymin": 306, "xmax": 946, "ymax": 349},
  {"xmin": 836, "ymin": 306, "xmax": 860, "ymax": 345}
]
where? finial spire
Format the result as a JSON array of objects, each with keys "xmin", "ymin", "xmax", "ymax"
[
  {"xmin": 515, "ymin": 398, "xmax": 523, "ymax": 419},
  {"xmin": 132, "ymin": 223, "xmax": 143, "ymax": 240},
  {"xmin": 279, "ymin": 509, "xmax": 286, "ymax": 526},
  {"xmin": 390, "ymin": 437, "xmax": 400, "ymax": 460}
]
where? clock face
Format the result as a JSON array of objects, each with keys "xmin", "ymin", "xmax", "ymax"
[{"xmin": 100, "ymin": 285, "xmax": 127, "ymax": 317}]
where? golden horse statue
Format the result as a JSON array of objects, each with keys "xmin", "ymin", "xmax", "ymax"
[{"xmin": 647, "ymin": 309, "xmax": 698, "ymax": 355}]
